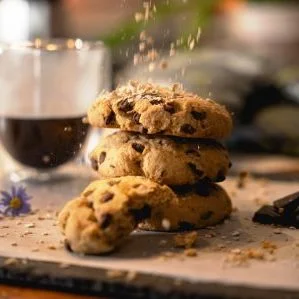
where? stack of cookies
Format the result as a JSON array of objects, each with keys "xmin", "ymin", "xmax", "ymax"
[{"xmin": 59, "ymin": 81, "xmax": 233, "ymax": 254}]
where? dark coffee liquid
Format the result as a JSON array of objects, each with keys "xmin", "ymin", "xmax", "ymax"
[{"xmin": 0, "ymin": 116, "xmax": 89, "ymax": 169}]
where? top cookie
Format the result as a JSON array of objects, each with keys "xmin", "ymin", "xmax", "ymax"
[{"xmin": 87, "ymin": 81, "xmax": 233, "ymax": 138}]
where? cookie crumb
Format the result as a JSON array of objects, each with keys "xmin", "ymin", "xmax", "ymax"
[
  {"xmin": 159, "ymin": 239, "xmax": 167, "ymax": 247},
  {"xmin": 184, "ymin": 248, "xmax": 197, "ymax": 257},
  {"xmin": 47, "ymin": 245, "xmax": 57, "ymax": 250},
  {"xmin": 231, "ymin": 231, "xmax": 240, "ymax": 237},
  {"xmin": 273, "ymin": 229, "xmax": 282, "ymax": 234},
  {"xmin": 59, "ymin": 263, "xmax": 70, "ymax": 269},
  {"xmin": 162, "ymin": 218, "xmax": 171, "ymax": 231},
  {"xmin": 237, "ymin": 171, "xmax": 248, "ymax": 188},
  {"xmin": 261, "ymin": 240, "xmax": 277, "ymax": 253},
  {"xmin": 126, "ymin": 271, "xmax": 137, "ymax": 282},
  {"xmin": 4, "ymin": 258, "xmax": 19, "ymax": 266},
  {"xmin": 173, "ymin": 231, "xmax": 197, "ymax": 248},
  {"xmin": 24, "ymin": 223, "xmax": 35, "ymax": 228},
  {"xmin": 106, "ymin": 269, "xmax": 125, "ymax": 279}
]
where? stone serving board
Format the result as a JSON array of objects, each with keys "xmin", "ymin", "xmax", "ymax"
[{"xmin": 0, "ymin": 161, "xmax": 299, "ymax": 299}]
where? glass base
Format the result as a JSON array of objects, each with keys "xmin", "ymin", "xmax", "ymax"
[{"xmin": 8, "ymin": 168, "xmax": 77, "ymax": 185}]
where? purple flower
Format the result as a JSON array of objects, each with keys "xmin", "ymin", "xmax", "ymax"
[{"xmin": 0, "ymin": 186, "xmax": 32, "ymax": 216}]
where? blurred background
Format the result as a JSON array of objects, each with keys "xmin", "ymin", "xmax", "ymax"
[{"xmin": 0, "ymin": 0, "xmax": 299, "ymax": 156}]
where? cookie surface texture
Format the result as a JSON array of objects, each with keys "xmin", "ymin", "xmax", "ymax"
[
  {"xmin": 139, "ymin": 183, "xmax": 232, "ymax": 231},
  {"xmin": 87, "ymin": 81, "xmax": 232, "ymax": 138},
  {"xmin": 90, "ymin": 131, "xmax": 231, "ymax": 185}
]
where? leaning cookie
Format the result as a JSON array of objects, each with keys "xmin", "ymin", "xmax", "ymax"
[
  {"xmin": 58, "ymin": 176, "xmax": 176, "ymax": 254},
  {"xmin": 90, "ymin": 131, "xmax": 231, "ymax": 185},
  {"xmin": 87, "ymin": 81, "xmax": 232, "ymax": 139},
  {"xmin": 139, "ymin": 183, "xmax": 232, "ymax": 231}
]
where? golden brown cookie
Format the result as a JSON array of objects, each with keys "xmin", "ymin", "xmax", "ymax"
[
  {"xmin": 87, "ymin": 81, "xmax": 232, "ymax": 139},
  {"xmin": 90, "ymin": 131, "xmax": 231, "ymax": 185},
  {"xmin": 139, "ymin": 183, "xmax": 232, "ymax": 231},
  {"xmin": 58, "ymin": 176, "xmax": 176, "ymax": 254}
]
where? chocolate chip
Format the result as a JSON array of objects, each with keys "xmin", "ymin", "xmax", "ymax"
[
  {"xmin": 171, "ymin": 185, "xmax": 191, "ymax": 195},
  {"xmin": 101, "ymin": 192, "xmax": 114, "ymax": 203},
  {"xmin": 215, "ymin": 169, "xmax": 226, "ymax": 182},
  {"xmin": 187, "ymin": 163, "xmax": 204, "ymax": 178},
  {"xmin": 105, "ymin": 111, "xmax": 116, "ymax": 125},
  {"xmin": 180, "ymin": 124, "xmax": 196, "ymax": 134},
  {"xmin": 87, "ymin": 201, "xmax": 94, "ymax": 209},
  {"xmin": 185, "ymin": 149, "xmax": 200, "ymax": 156},
  {"xmin": 191, "ymin": 110, "xmax": 206, "ymax": 120},
  {"xmin": 194, "ymin": 181, "xmax": 212, "ymax": 197},
  {"xmin": 178, "ymin": 221, "xmax": 195, "ymax": 231},
  {"xmin": 64, "ymin": 240, "xmax": 73, "ymax": 252},
  {"xmin": 90, "ymin": 158, "xmax": 98, "ymax": 171},
  {"xmin": 163, "ymin": 102, "xmax": 175, "ymax": 114},
  {"xmin": 108, "ymin": 180, "xmax": 120, "ymax": 186},
  {"xmin": 150, "ymin": 99, "xmax": 163, "ymax": 105},
  {"xmin": 117, "ymin": 99, "xmax": 134, "ymax": 112},
  {"xmin": 132, "ymin": 143, "xmax": 145, "ymax": 153},
  {"xmin": 99, "ymin": 213, "xmax": 112, "ymax": 229},
  {"xmin": 132, "ymin": 112, "xmax": 141, "ymax": 124},
  {"xmin": 141, "ymin": 127, "xmax": 148, "ymax": 134},
  {"xmin": 130, "ymin": 204, "xmax": 152, "ymax": 222},
  {"xmin": 99, "ymin": 152, "xmax": 106, "ymax": 165},
  {"xmin": 229, "ymin": 161, "xmax": 232, "ymax": 168},
  {"xmin": 200, "ymin": 211, "xmax": 213, "ymax": 220}
]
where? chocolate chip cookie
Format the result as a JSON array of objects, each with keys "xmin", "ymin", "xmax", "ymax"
[
  {"xmin": 139, "ymin": 183, "xmax": 232, "ymax": 231},
  {"xmin": 58, "ymin": 176, "xmax": 176, "ymax": 254},
  {"xmin": 90, "ymin": 131, "xmax": 231, "ymax": 185},
  {"xmin": 87, "ymin": 81, "xmax": 232, "ymax": 138}
]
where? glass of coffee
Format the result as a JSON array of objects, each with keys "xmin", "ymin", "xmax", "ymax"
[{"xmin": 0, "ymin": 39, "xmax": 110, "ymax": 182}]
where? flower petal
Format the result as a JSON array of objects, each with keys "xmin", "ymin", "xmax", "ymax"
[
  {"xmin": 16, "ymin": 187, "xmax": 32, "ymax": 201},
  {"xmin": 0, "ymin": 198, "xmax": 11, "ymax": 206},
  {"xmin": 11, "ymin": 186, "xmax": 17, "ymax": 197},
  {"xmin": 0, "ymin": 191, "xmax": 12, "ymax": 201},
  {"xmin": 19, "ymin": 202, "xmax": 31, "ymax": 215}
]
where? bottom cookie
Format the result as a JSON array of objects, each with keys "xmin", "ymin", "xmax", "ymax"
[
  {"xmin": 139, "ymin": 183, "xmax": 232, "ymax": 231},
  {"xmin": 58, "ymin": 176, "xmax": 176, "ymax": 254}
]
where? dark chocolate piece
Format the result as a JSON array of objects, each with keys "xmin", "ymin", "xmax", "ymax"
[
  {"xmin": 187, "ymin": 163, "xmax": 204, "ymax": 178},
  {"xmin": 99, "ymin": 152, "xmax": 106, "ymax": 164},
  {"xmin": 273, "ymin": 191, "xmax": 299, "ymax": 216},
  {"xmin": 178, "ymin": 221, "xmax": 195, "ymax": 231},
  {"xmin": 117, "ymin": 99, "xmax": 134, "ymax": 113},
  {"xmin": 150, "ymin": 99, "xmax": 163, "ymax": 105},
  {"xmin": 105, "ymin": 111, "xmax": 116, "ymax": 125},
  {"xmin": 130, "ymin": 204, "xmax": 152, "ymax": 222},
  {"xmin": 101, "ymin": 192, "xmax": 114, "ymax": 203},
  {"xmin": 132, "ymin": 143, "xmax": 145, "ymax": 153},
  {"xmin": 252, "ymin": 205, "xmax": 282, "ymax": 225},
  {"xmin": 215, "ymin": 169, "xmax": 226, "ymax": 182},
  {"xmin": 191, "ymin": 110, "xmax": 206, "ymax": 120},
  {"xmin": 132, "ymin": 112, "xmax": 141, "ymax": 124},
  {"xmin": 99, "ymin": 213, "xmax": 112, "ymax": 229},
  {"xmin": 163, "ymin": 102, "xmax": 176, "ymax": 114},
  {"xmin": 200, "ymin": 211, "xmax": 214, "ymax": 220},
  {"xmin": 90, "ymin": 158, "xmax": 98, "ymax": 171},
  {"xmin": 180, "ymin": 124, "xmax": 196, "ymax": 135}
]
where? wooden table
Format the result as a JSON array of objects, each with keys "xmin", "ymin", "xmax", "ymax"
[{"xmin": 0, "ymin": 284, "xmax": 102, "ymax": 299}]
